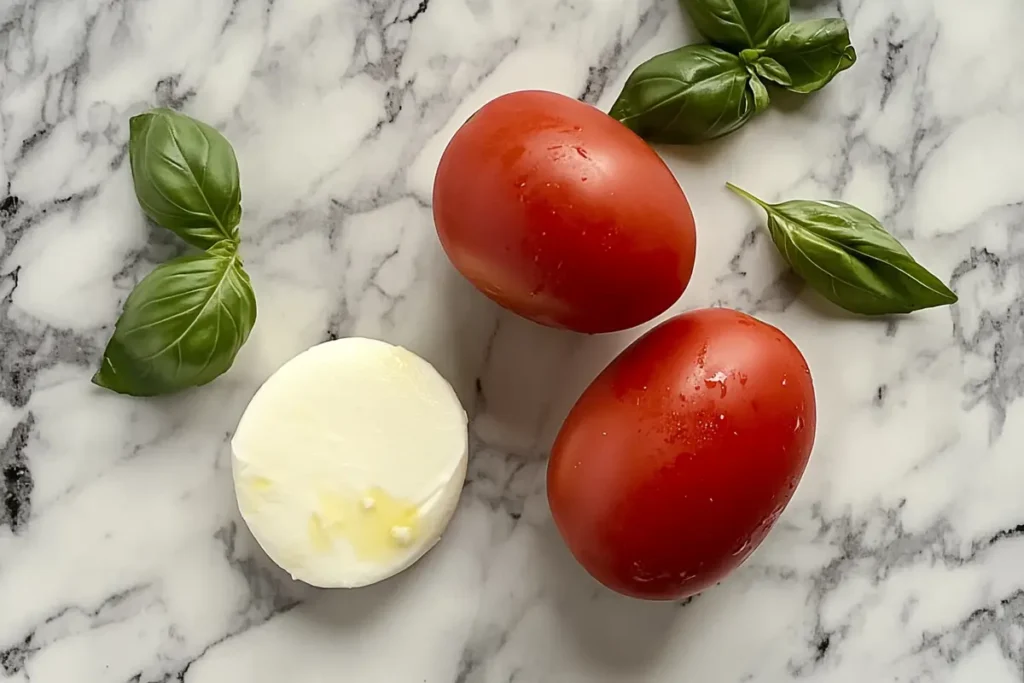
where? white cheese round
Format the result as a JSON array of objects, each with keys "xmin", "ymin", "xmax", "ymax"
[{"xmin": 231, "ymin": 338, "xmax": 468, "ymax": 588}]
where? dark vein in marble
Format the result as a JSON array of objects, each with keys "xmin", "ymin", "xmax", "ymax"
[
  {"xmin": 580, "ymin": 3, "xmax": 663, "ymax": 105},
  {"xmin": 147, "ymin": 522, "xmax": 302, "ymax": 682},
  {"xmin": 780, "ymin": 499, "xmax": 1024, "ymax": 676},
  {"xmin": 949, "ymin": 217, "xmax": 1024, "ymax": 438},
  {"xmin": 0, "ymin": 583, "xmax": 152, "ymax": 677},
  {"xmin": 2, "ymin": 521, "xmax": 304, "ymax": 682},
  {"xmin": 0, "ymin": 413, "xmax": 34, "ymax": 533},
  {"xmin": 915, "ymin": 590, "xmax": 1024, "ymax": 678}
]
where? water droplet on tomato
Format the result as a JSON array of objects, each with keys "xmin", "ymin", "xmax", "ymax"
[
  {"xmin": 704, "ymin": 371, "xmax": 728, "ymax": 397},
  {"xmin": 705, "ymin": 371, "xmax": 727, "ymax": 386}
]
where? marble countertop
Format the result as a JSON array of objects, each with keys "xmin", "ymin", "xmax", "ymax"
[{"xmin": 2, "ymin": 0, "xmax": 1024, "ymax": 680}]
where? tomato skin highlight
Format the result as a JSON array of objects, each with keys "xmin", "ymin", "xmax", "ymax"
[
  {"xmin": 432, "ymin": 90, "xmax": 697, "ymax": 334},
  {"xmin": 547, "ymin": 308, "xmax": 816, "ymax": 600}
]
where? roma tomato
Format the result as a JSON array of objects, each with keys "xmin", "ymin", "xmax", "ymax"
[
  {"xmin": 547, "ymin": 308, "xmax": 815, "ymax": 600},
  {"xmin": 433, "ymin": 90, "xmax": 696, "ymax": 333}
]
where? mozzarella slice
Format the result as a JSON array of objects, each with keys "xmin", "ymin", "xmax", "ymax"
[{"xmin": 231, "ymin": 338, "xmax": 468, "ymax": 588}]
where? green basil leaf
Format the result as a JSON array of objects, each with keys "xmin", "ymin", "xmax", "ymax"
[
  {"xmin": 752, "ymin": 56, "xmax": 792, "ymax": 86},
  {"xmin": 130, "ymin": 108, "xmax": 242, "ymax": 250},
  {"xmin": 680, "ymin": 0, "xmax": 789, "ymax": 50},
  {"xmin": 748, "ymin": 73, "xmax": 770, "ymax": 113},
  {"xmin": 609, "ymin": 45, "xmax": 757, "ymax": 144},
  {"xmin": 763, "ymin": 19, "xmax": 857, "ymax": 94},
  {"xmin": 93, "ymin": 242, "xmax": 257, "ymax": 396},
  {"xmin": 726, "ymin": 184, "xmax": 958, "ymax": 315},
  {"xmin": 738, "ymin": 48, "xmax": 763, "ymax": 66}
]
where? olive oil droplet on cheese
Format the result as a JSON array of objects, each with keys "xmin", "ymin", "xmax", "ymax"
[
  {"xmin": 305, "ymin": 486, "xmax": 421, "ymax": 562},
  {"xmin": 250, "ymin": 476, "xmax": 273, "ymax": 492}
]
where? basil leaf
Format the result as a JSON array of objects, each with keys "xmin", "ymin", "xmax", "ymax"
[
  {"xmin": 752, "ymin": 56, "xmax": 792, "ymax": 86},
  {"xmin": 93, "ymin": 242, "xmax": 257, "ymax": 396},
  {"xmin": 738, "ymin": 48, "xmax": 762, "ymax": 65},
  {"xmin": 130, "ymin": 108, "xmax": 242, "ymax": 250},
  {"xmin": 748, "ymin": 73, "xmax": 770, "ymax": 113},
  {"xmin": 680, "ymin": 0, "xmax": 789, "ymax": 50},
  {"xmin": 763, "ymin": 19, "xmax": 857, "ymax": 94},
  {"xmin": 609, "ymin": 45, "xmax": 757, "ymax": 144},
  {"xmin": 726, "ymin": 184, "xmax": 957, "ymax": 315}
]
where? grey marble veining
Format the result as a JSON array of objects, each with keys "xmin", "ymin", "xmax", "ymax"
[{"xmin": 2, "ymin": 0, "xmax": 1024, "ymax": 681}]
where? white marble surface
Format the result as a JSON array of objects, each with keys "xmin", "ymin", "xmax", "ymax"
[{"xmin": 2, "ymin": 0, "xmax": 1024, "ymax": 680}]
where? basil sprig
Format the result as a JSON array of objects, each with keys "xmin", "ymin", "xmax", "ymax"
[
  {"xmin": 95, "ymin": 109, "xmax": 257, "ymax": 397},
  {"xmin": 680, "ymin": 0, "xmax": 789, "ymax": 51},
  {"xmin": 610, "ymin": 0, "xmax": 856, "ymax": 144},
  {"xmin": 726, "ymin": 184, "xmax": 957, "ymax": 315}
]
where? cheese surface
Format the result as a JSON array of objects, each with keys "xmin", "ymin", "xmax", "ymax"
[{"xmin": 231, "ymin": 338, "xmax": 468, "ymax": 588}]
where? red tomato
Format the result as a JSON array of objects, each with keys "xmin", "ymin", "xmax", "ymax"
[
  {"xmin": 547, "ymin": 308, "xmax": 816, "ymax": 600},
  {"xmin": 433, "ymin": 90, "xmax": 696, "ymax": 333}
]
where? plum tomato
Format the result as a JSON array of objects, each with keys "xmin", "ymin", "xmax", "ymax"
[
  {"xmin": 547, "ymin": 308, "xmax": 816, "ymax": 599},
  {"xmin": 433, "ymin": 90, "xmax": 697, "ymax": 333}
]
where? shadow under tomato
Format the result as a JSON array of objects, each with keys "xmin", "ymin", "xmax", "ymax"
[
  {"xmin": 650, "ymin": 134, "xmax": 735, "ymax": 169},
  {"xmin": 428, "ymin": 235, "xmax": 636, "ymax": 460},
  {"xmin": 536, "ymin": 519, "xmax": 689, "ymax": 675},
  {"xmin": 397, "ymin": 239, "xmax": 502, "ymax": 419}
]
